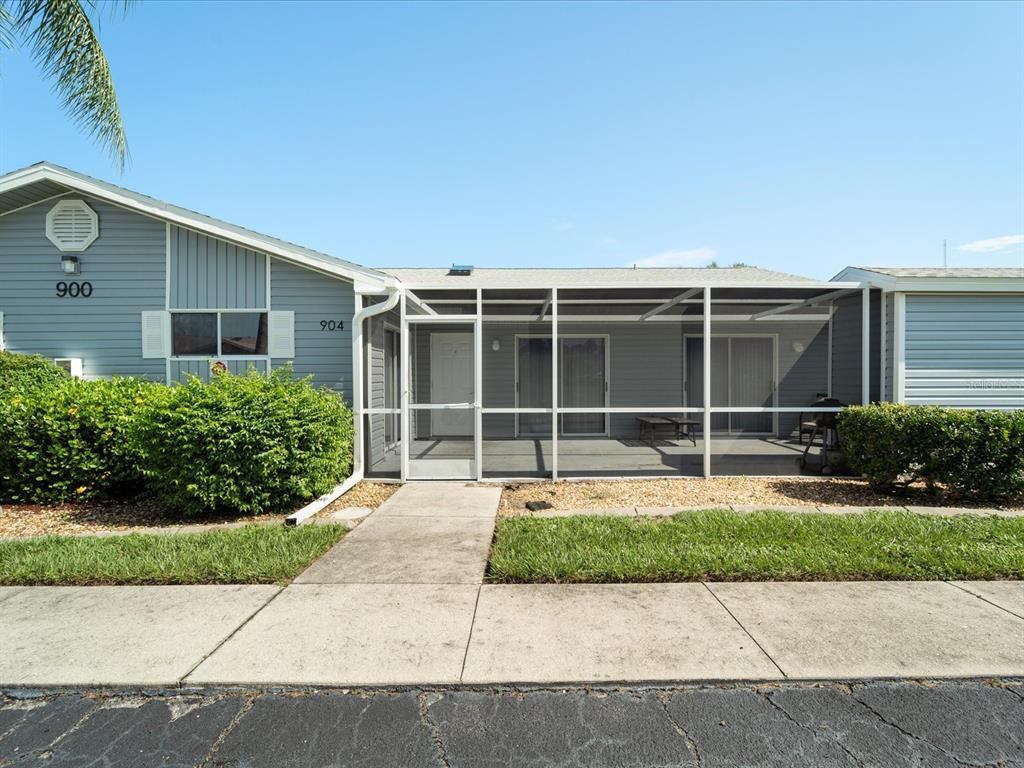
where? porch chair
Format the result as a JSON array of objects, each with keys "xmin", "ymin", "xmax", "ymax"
[{"xmin": 798, "ymin": 393, "xmax": 830, "ymax": 444}]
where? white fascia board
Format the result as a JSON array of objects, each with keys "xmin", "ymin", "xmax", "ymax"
[
  {"xmin": 833, "ymin": 267, "xmax": 1024, "ymax": 293},
  {"xmin": 390, "ymin": 280, "xmax": 860, "ymax": 291},
  {"xmin": 0, "ymin": 165, "xmax": 392, "ymax": 289}
]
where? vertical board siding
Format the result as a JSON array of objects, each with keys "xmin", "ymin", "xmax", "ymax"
[
  {"xmin": 409, "ymin": 319, "xmax": 829, "ymax": 440},
  {"xmin": 168, "ymin": 225, "xmax": 266, "ymax": 309},
  {"xmin": 170, "ymin": 358, "xmax": 268, "ymax": 383},
  {"xmin": 830, "ymin": 291, "xmax": 882, "ymax": 405},
  {"xmin": 0, "ymin": 195, "xmax": 166, "ymax": 379},
  {"xmin": 269, "ymin": 258, "xmax": 354, "ymax": 401},
  {"xmin": 904, "ymin": 294, "xmax": 1024, "ymax": 408}
]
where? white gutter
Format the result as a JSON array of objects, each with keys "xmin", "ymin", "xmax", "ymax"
[{"xmin": 286, "ymin": 285, "xmax": 402, "ymax": 525}]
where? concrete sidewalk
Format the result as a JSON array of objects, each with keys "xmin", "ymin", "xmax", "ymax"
[
  {"xmin": 1, "ymin": 482, "xmax": 1022, "ymax": 688},
  {"xmin": 2, "ymin": 579, "xmax": 1021, "ymax": 688}
]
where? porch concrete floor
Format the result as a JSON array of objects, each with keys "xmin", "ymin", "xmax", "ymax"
[{"xmin": 368, "ymin": 436, "xmax": 819, "ymax": 478}]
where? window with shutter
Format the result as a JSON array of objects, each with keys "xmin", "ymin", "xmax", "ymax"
[{"xmin": 45, "ymin": 200, "xmax": 99, "ymax": 252}]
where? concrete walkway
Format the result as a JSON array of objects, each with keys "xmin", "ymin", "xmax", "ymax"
[{"xmin": 1, "ymin": 483, "xmax": 1022, "ymax": 688}]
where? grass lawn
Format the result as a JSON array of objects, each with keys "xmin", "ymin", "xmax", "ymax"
[
  {"xmin": 487, "ymin": 510, "xmax": 1024, "ymax": 583},
  {"xmin": 0, "ymin": 523, "xmax": 346, "ymax": 586}
]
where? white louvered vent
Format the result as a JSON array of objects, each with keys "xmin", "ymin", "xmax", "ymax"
[{"xmin": 45, "ymin": 199, "xmax": 99, "ymax": 252}]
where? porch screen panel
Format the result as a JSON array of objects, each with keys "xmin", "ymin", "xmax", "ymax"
[
  {"xmin": 730, "ymin": 337, "xmax": 774, "ymax": 433},
  {"xmin": 560, "ymin": 337, "xmax": 606, "ymax": 435},
  {"xmin": 517, "ymin": 337, "xmax": 552, "ymax": 436}
]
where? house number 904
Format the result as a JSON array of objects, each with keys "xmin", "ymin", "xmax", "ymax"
[
  {"xmin": 319, "ymin": 320, "xmax": 344, "ymax": 332},
  {"xmin": 55, "ymin": 281, "xmax": 93, "ymax": 298}
]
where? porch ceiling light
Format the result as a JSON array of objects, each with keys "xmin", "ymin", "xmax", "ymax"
[{"xmin": 60, "ymin": 254, "xmax": 81, "ymax": 275}]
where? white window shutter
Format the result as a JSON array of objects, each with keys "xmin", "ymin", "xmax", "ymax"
[
  {"xmin": 268, "ymin": 311, "xmax": 295, "ymax": 358},
  {"xmin": 141, "ymin": 311, "xmax": 169, "ymax": 358}
]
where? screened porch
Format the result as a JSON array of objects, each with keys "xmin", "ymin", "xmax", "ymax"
[{"xmin": 355, "ymin": 273, "xmax": 878, "ymax": 481}]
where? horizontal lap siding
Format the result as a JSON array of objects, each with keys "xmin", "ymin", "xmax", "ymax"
[
  {"xmin": 365, "ymin": 308, "xmax": 399, "ymax": 468},
  {"xmin": 270, "ymin": 258, "xmax": 354, "ymax": 401},
  {"xmin": 168, "ymin": 226, "xmax": 266, "ymax": 309},
  {"xmin": 905, "ymin": 294, "xmax": 1024, "ymax": 408},
  {"xmin": 0, "ymin": 196, "xmax": 166, "ymax": 379}
]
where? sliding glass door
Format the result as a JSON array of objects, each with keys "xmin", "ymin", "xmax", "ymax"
[
  {"xmin": 685, "ymin": 335, "xmax": 776, "ymax": 435},
  {"xmin": 516, "ymin": 336, "xmax": 609, "ymax": 437},
  {"xmin": 560, "ymin": 337, "xmax": 607, "ymax": 435}
]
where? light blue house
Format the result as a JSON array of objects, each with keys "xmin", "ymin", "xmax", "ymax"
[{"xmin": 1, "ymin": 163, "xmax": 1021, "ymax": 484}]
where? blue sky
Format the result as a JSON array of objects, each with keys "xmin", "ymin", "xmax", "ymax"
[{"xmin": 1, "ymin": 1, "xmax": 1021, "ymax": 278}]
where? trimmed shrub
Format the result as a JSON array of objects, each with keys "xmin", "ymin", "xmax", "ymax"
[
  {"xmin": 0, "ymin": 377, "xmax": 163, "ymax": 503},
  {"xmin": 135, "ymin": 366, "xmax": 353, "ymax": 516},
  {"xmin": 838, "ymin": 404, "xmax": 1024, "ymax": 500},
  {"xmin": 0, "ymin": 351, "xmax": 69, "ymax": 394}
]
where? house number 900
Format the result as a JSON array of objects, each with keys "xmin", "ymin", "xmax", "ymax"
[{"xmin": 55, "ymin": 281, "xmax": 93, "ymax": 298}]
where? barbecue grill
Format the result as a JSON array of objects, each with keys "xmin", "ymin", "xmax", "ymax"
[{"xmin": 799, "ymin": 396, "xmax": 845, "ymax": 475}]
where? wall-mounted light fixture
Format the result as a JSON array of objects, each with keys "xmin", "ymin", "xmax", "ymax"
[
  {"xmin": 491, "ymin": 338, "xmax": 501, "ymax": 352},
  {"xmin": 60, "ymin": 255, "xmax": 81, "ymax": 275}
]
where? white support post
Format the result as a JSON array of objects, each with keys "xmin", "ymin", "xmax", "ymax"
[
  {"xmin": 826, "ymin": 303, "xmax": 834, "ymax": 397},
  {"xmin": 474, "ymin": 289, "xmax": 483, "ymax": 481},
  {"xmin": 703, "ymin": 287, "xmax": 712, "ymax": 478},
  {"xmin": 894, "ymin": 292, "xmax": 906, "ymax": 403},
  {"xmin": 551, "ymin": 288, "xmax": 559, "ymax": 481},
  {"xmin": 399, "ymin": 292, "xmax": 410, "ymax": 481},
  {"xmin": 879, "ymin": 292, "xmax": 887, "ymax": 401},
  {"xmin": 352, "ymin": 294, "xmax": 364, "ymax": 475},
  {"xmin": 861, "ymin": 286, "xmax": 871, "ymax": 405}
]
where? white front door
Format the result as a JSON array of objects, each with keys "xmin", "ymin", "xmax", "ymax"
[{"xmin": 430, "ymin": 332, "xmax": 474, "ymax": 436}]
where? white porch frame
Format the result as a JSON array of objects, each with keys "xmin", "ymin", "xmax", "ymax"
[{"xmin": 354, "ymin": 279, "xmax": 872, "ymax": 481}]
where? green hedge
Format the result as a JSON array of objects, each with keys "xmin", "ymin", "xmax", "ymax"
[
  {"xmin": 838, "ymin": 404, "xmax": 1024, "ymax": 500},
  {"xmin": 0, "ymin": 351, "xmax": 69, "ymax": 394},
  {"xmin": 0, "ymin": 377, "xmax": 162, "ymax": 502},
  {"xmin": 134, "ymin": 366, "xmax": 353, "ymax": 516},
  {"xmin": 0, "ymin": 357, "xmax": 354, "ymax": 515}
]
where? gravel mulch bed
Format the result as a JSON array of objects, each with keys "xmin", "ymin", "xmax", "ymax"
[
  {"xmin": 321, "ymin": 482, "xmax": 400, "ymax": 516},
  {"xmin": 498, "ymin": 477, "xmax": 1024, "ymax": 516},
  {"xmin": 0, "ymin": 498, "xmax": 284, "ymax": 539}
]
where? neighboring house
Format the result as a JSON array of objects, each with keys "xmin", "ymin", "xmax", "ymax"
[{"xmin": 1, "ymin": 163, "xmax": 1021, "ymax": 482}]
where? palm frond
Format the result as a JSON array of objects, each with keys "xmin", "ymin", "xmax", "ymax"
[
  {"xmin": 0, "ymin": 3, "xmax": 16, "ymax": 49},
  {"xmin": 15, "ymin": 0, "xmax": 129, "ymax": 168}
]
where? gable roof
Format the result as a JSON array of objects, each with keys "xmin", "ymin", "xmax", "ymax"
[
  {"xmin": 0, "ymin": 161, "xmax": 392, "ymax": 287},
  {"xmin": 851, "ymin": 267, "xmax": 1024, "ymax": 278},
  {"xmin": 381, "ymin": 266, "xmax": 823, "ymax": 289},
  {"xmin": 833, "ymin": 265, "xmax": 1024, "ymax": 292}
]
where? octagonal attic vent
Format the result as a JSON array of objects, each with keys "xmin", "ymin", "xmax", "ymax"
[{"xmin": 46, "ymin": 199, "xmax": 99, "ymax": 252}]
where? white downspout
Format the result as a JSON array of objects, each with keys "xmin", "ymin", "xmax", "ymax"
[{"xmin": 286, "ymin": 283, "xmax": 401, "ymax": 525}]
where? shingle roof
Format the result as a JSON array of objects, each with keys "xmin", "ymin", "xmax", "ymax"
[
  {"xmin": 381, "ymin": 266, "xmax": 817, "ymax": 288},
  {"xmin": 855, "ymin": 267, "xmax": 1024, "ymax": 278}
]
